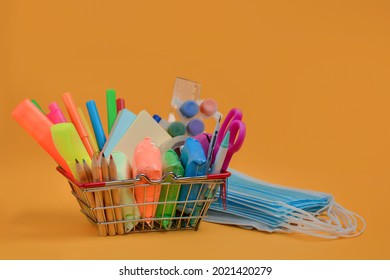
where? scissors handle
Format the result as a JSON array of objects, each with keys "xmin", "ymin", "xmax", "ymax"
[
  {"xmin": 221, "ymin": 120, "xmax": 246, "ymax": 171},
  {"xmin": 213, "ymin": 108, "xmax": 243, "ymax": 161}
]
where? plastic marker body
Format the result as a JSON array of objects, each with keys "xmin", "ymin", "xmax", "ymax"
[
  {"xmin": 50, "ymin": 123, "xmax": 92, "ymax": 180},
  {"xmin": 211, "ymin": 131, "xmax": 230, "ymax": 174},
  {"xmin": 111, "ymin": 151, "xmax": 141, "ymax": 232},
  {"xmin": 205, "ymin": 131, "xmax": 230, "ymax": 199},
  {"xmin": 178, "ymin": 138, "xmax": 207, "ymax": 212},
  {"xmin": 11, "ymin": 99, "xmax": 71, "ymax": 175},
  {"xmin": 132, "ymin": 137, "xmax": 162, "ymax": 223},
  {"xmin": 106, "ymin": 89, "xmax": 117, "ymax": 134},
  {"xmin": 78, "ymin": 107, "xmax": 99, "ymax": 155},
  {"xmin": 86, "ymin": 100, "xmax": 106, "ymax": 151},
  {"xmin": 62, "ymin": 93, "xmax": 94, "ymax": 157},
  {"xmin": 156, "ymin": 149, "xmax": 184, "ymax": 229},
  {"xmin": 116, "ymin": 98, "xmax": 125, "ymax": 113},
  {"xmin": 47, "ymin": 102, "xmax": 67, "ymax": 124},
  {"xmin": 31, "ymin": 99, "xmax": 45, "ymax": 113}
]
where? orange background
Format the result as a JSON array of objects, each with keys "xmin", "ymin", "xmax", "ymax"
[{"xmin": 1, "ymin": 0, "xmax": 389, "ymax": 259}]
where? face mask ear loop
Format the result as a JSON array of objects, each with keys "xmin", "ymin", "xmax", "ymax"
[
  {"xmin": 276, "ymin": 200, "xmax": 344, "ymax": 232},
  {"xmin": 281, "ymin": 222, "xmax": 338, "ymax": 239},
  {"xmin": 333, "ymin": 203, "xmax": 366, "ymax": 237},
  {"xmin": 330, "ymin": 203, "xmax": 357, "ymax": 233},
  {"xmin": 287, "ymin": 202, "xmax": 366, "ymax": 238},
  {"xmin": 286, "ymin": 214, "xmax": 340, "ymax": 234},
  {"xmin": 279, "ymin": 201, "xmax": 363, "ymax": 238}
]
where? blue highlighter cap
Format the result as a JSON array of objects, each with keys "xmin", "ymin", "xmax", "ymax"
[
  {"xmin": 186, "ymin": 118, "xmax": 205, "ymax": 136},
  {"xmin": 179, "ymin": 100, "xmax": 199, "ymax": 118}
]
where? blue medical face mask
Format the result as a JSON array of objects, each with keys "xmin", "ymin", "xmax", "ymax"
[{"xmin": 206, "ymin": 169, "xmax": 366, "ymax": 239}]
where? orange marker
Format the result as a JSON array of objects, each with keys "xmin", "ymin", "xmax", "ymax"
[
  {"xmin": 11, "ymin": 99, "xmax": 72, "ymax": 175},
  {"xmin": 62, "ymin": 92, "xmax": 94, "ymax": 157}
]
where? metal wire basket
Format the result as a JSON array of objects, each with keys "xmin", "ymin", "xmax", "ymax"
[{"xmin": 57, "ymin": 167, "xmax": 230, "ymax": 236}]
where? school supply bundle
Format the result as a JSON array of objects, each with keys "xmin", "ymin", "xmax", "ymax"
[
  {"xmin": 12, "ymin": 77, "xmax": 365, "ymax": 239},
  {"xmin": 12, "ymin": 79, "xmax": 239, "ymax": 236}
]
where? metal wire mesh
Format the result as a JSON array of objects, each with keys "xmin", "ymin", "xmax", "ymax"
[{"xmin": 58, "ymin": 167, "xmax": 229, "ymax": 236}]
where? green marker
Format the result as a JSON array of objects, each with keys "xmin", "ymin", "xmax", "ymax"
[
  {"xmin": 156, "ymin": 149, "xmax": 185, "ymax": 229},
  {"xmin": 106, "ymin": 89, "xmax": 117, "ymax": 134},
  {"xmin": 31, "ymin": 99, "xmax": 45, "ymax": 114}
]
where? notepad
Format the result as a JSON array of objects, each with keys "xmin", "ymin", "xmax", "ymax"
[
  {"xmin": 112, "ymin": 110, "xmax": 172, "ymax": 165},
  {"xmin": 100, "ymin": 109, "xmax": 137, "ymax": 159}
]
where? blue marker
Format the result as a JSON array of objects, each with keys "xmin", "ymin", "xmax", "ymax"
[
  {"xmin": 177, "ymin": 138, "xmax": 207, "ymax": 224},
  {"xmin": 86, "ymin": 100, "xmax": 106, "ymax": 150}
]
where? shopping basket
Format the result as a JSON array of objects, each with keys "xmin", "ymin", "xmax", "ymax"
[{"xmin": 57, "ymin": 166, "xmax": 230, "ymax": 236}]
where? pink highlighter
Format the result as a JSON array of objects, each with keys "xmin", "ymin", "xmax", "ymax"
[
  {"xmin": 12, "ymin": 99, "xmax": 72, "ymax": 175},
  {"xmin": 47, "ymin": 102, "xmax": 67, "ymax": 124}
]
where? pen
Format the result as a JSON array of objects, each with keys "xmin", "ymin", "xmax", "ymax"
[
  {"xmin": 205, "ymin": 115, "xmax": 221, "ymax": 173},
  {"xmin": 86, "ymin": 100, "xmax": 106, "ymax": 151},
  {"xmin": 106, "ymin": 89, "xmax": 117, "ymax": 134},
  {"xmin": 116, "ymin": 98, "xmax": 125, "ymax": 113},
  {"xmin": 62, "ymin": 93, "xmax": 94, "ymax": 157},
  {"xmin": 78, "ymin": 107, "xmax": 100, "ymax": 155},
  {"xmin": 210, "ymin": 131, "xmax": 230, "ymax": 174},
  {"xmin": 91, "ymin": 154, "xmax": 107, "ymax": 237},
  {"xmin": 101, "ymin": 154, "xmax": 117, "ymax": 236},
  {"xmin": 108, "ymin": 155, "xmax": 125, "ymax": 235},
  {"xmin": 47, "ymin": 102, "xmax": 67, "ymax": 124}
]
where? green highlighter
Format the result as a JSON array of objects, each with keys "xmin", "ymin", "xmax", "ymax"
[{"xmin": 156, "ymin": 149, "xmax": 185, "ymax": 229}]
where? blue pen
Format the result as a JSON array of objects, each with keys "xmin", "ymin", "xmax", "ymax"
[{"xmin": 86, "ymin": 100, "xmax": 106, "ymax": 151}]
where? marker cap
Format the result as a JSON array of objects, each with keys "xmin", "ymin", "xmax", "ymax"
[
  {"xmin": 12, "ymin": 99, "xmax": 72, "ymax": 174},
  {"xmin": 12, "ymin": 99, "xmax": 53, "ymax": 142}
]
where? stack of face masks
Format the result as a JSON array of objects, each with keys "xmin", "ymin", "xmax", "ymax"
[{"xmin": 206, "ymin": 169, "xmax": 366, "ymax": 239}]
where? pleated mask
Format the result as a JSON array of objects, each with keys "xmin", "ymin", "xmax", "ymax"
[{"xmin": 206, "ymin": 169, "xmax": 366, "ymax": 239}]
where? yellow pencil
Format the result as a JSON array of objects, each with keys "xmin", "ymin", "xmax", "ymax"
[
  {"xmin": 74, "ymin": 159, "xmax": 87, "ymax": 202},
  {"xmin": 109, "ymin": 155, "xmax": 125, "ymax": 235},
  {"xmin": 80, "ymin": 158, "xmax": 96, "ymax": 209},
  {"xmin": 91, "ymin": 155, "xmax": 107, "ymax": 237},
  {"xmin": 101, "ymin": 154, "xmax": 117, "ymax": 236}
]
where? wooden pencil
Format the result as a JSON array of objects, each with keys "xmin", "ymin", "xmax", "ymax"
[
  {"xmin": 74, "ymin": 159, "xmax": 88, "ymax": 202},
  {"xmin": 101, "ymin": 154, "xmax": 117, "ymax": 236},
  {"xmin": 91, "ymin": 154, "xmax": 107, "ymax": 237},
  {"xmin": 109, "ymin": 155, "xmax": 125, "ymax": 235},
  {"xmin": 81, "ymin": 158, "xmax": 96, "ymax": 209}
]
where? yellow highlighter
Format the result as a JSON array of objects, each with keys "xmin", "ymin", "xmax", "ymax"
[
  {"xmin": 78, "ymin": 107, "xmax": 100, "ymax": 155},
  {"xmin": 51, "ymin": 123, "xmax": 92, "ymax": 180}
]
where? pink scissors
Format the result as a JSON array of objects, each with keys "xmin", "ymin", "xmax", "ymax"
[{"xmin": 212, "ymin": 108, "xmax": 246, "ymax": 171}]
